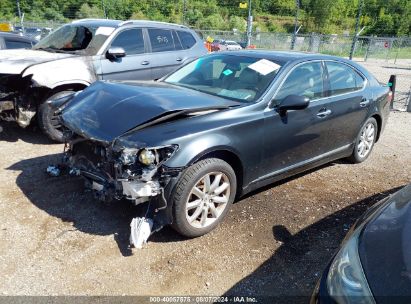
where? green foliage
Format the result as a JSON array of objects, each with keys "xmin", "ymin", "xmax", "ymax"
[
  {"xmin": 0, "ymin": 0, "xmax": 409, "ymax": 36},
  {"xmin": 229, "ymin": 16, "xmax": 246, "ymax": 32},
  {"xmin": 197, "ymin": 13, "xmax": 227, "ymax": 30},
  {"xmin": 76, "ymin": 4, "xmax": 103, "ymax": 19}
]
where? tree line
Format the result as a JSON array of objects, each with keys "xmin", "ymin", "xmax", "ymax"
[{"xmin": 0, "ymin": 0, "xmax": 409, "ymax": 36}]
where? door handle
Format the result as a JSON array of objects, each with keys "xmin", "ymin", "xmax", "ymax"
[
  {"xmin": 317, "ymin": 109, "xmax": 332, "ymax": 118},
  {"xmin": 360, "ymin": 99, "xmax": 370, "ymax": 107},
  {"xmin": 176, "ymin": 57, "xmax": 183, "ymax": 62},
  {"xmin": 141, "ymin": 61, "xmax": 150, "ymax": 65}
]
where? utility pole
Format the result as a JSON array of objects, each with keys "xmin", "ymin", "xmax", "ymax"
[
  {"xmin": 291, "ymin": 0, "xmax": 299, "ymax": 50},
  {"xmin": 349, "ymin": 0, "xmax": 364, "ymax": 60},
  {"xmin": 246, "ymin": 0, "xmax": 252, "ymax": 47},
  {"xmin": 16, "ymin": 0, "xmax": 22, "ymax": 19},
  {"xmin": 101, "ymin": 0, "xmax": 107, "ymax": 19},
  {"xmin": 182, "ymin": 0, "xmax": 187, "ymax": 25},
  {"xmin": 16, "ymin": 0, "xmax": 24, "ymax": 32}
]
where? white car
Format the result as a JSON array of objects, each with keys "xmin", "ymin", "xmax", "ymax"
[{"xmin": 220, "ymin": 40, "xmax": 242, "ymax": 51}]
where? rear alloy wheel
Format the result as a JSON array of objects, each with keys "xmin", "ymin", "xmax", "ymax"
[
  {"xmin": 349, "ymin": 117, "xmax": 378, "ymax": 163},
  {"xmin": 38, "ymin": 90, "xmax": 74, "ymax": 142},
  {"xmin": 171, "ymin": 158, "xmax": 236, "ymax": 237}
]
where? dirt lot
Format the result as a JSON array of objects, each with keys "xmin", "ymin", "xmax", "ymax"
[{"xmin": 0, "ymin": 110, "xmax": 410, "ymax": 299}]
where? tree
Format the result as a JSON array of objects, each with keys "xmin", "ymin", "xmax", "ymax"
[
  {"xmin": 197, "ymin": 13, "xmax": 227, "ymax": 30},
  {"xmin": 229, "ymin": 15, "xmax": 246, "ymax": 32},
  {"xmin": 75, "ymin": 3, "xmax": 103, "ymax": 19}
]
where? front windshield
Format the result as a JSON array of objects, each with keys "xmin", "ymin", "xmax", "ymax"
[
  {"xmin": 33, "ymin": 24, "xmax": 114, "ymax": 55},
  {"xmin": 164, "ymin": 54, "xmax": 282, "ymax": 103}
]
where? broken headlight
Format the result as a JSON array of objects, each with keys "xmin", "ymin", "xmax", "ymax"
[
  {"xmin": 139, "ymin": 149, "xmax": 156, "ymax": 165},
  {"xmin": 119, "ymin": 148, "xmax": 138, "ymax": 165},
  {"xmin": 119, "ymin": 145, "xmax": 178, "ymax": 166}
]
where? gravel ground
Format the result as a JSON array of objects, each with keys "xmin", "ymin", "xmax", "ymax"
[{"xmin": 0, "ymin": 110, "xmax": 409, "ymax": 298}]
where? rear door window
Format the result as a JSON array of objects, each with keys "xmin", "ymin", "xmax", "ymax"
[
  {"xmin": 148, "ymin": 28, "xmax": 174, "ymax": 52},
  {"xmin": 274, "ymin": 61, "xmax": 325, "ymax": 103},
  {"xmin": 326, "ymin": 62, "xmax": 365, "ymax": 96},
  {"xmin": 110, "ymin": 28, "xmax": 145, "ymax": 55},
  {"xmin": 177, "ymin": 31, "xmax": 196, "ymax": 49},
  {"xmin": 172, "ymin": 31, "xmax": 182, "ymax": 50}
]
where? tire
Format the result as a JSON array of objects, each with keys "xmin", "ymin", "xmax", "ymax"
[
  {"xmin": 348, "ymin": 117, "xmax": 378, "ymax": 163},
  {"xmin": 38, "ymin": 91, "xmax": 74, "ymax": 142},
  {"xmin": 171, "ymin": 158, "xmax": 237, "ymax": 238}
]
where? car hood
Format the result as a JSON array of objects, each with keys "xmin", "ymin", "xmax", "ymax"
[
  {"xmin": 0, "ymin": 48, "xmax": 75, "ymax": 75},
  {"xmin": 61, "ymin": 81, "xmax": 241, "ymax": 144},
  {"xmin": 358, "ymin": 184, "xmax": 411, "ymax": 302}
]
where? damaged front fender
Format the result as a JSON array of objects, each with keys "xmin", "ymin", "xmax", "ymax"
[
  {"xmin": 22, "ymin": 56, "xmax": 96, "ymax": 90},
  {"xmin": 0, "ymin": 74, "xmax": 38, "ymax": 127},
  {"xmin": 0, "ymin": 53, "xmax": 96, "ymax": 128}
]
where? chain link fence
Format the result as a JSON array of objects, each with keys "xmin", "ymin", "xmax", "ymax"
[{"xmin": 198, "ymin": 30, "xmax": 411, "ymax": 60}]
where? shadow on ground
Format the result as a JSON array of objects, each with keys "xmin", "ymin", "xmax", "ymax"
[
  {"xmin": 223, "ymin": 186, "xmax": 404, "ymax": 303},
  {"xmin": 7, "ymin": 153, "xmax": 151, "ymax": 257},
  {"xmin": 0, "ymin": 122, "xmax": 54, "ymax": 144},
  {"xmin": 7, "ymin": 152, "xmax": 367, "ymax": 258}
]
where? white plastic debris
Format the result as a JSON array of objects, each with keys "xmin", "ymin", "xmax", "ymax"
[
  {"xmin": 130, "ymin": 217, "xmax": 153, "ymax": 249},
  {"xmin": 46, "ymin": 165, "xmax": 60, "ymax": 177}
]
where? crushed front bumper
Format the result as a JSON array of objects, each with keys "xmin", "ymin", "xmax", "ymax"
[{"xmin": 0, "ymin": 74, "xmax": 37, "ymax": 127}]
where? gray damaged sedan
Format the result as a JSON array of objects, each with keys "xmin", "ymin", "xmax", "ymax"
[{"xmin": 49, "ymin": 51, "xmax": 393, "ymax": 246}]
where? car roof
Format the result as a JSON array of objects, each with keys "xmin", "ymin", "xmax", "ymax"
[
  {"xmin": 119, "ymin": 20, "xmax": 189, "ymax": 30},
  {"xmin": 71, "ymin": 19, "xmax": 123, "ymax": 28},
  {"xmin": 216, "ymin": 50, "xmax": 352, "ymax": 66},
  {"xmin": 71, "ymin": 19, "xmax": 190, "ymax": 30}
]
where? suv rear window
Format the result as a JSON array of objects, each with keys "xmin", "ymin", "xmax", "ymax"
[
  {"xmin": 5, "ymin": 39, "xmax": 32, "ymax": 49},
  {"xmin": 172, "ymin": 31, "xmax": 182, "ymax": 50},
  {"xmin": 177, "ymin": 31, "xmax": 196, "ymax": 49},
  {"xmin": 148, "ymin": 28, "xmax": 174, "ymax": 52}
]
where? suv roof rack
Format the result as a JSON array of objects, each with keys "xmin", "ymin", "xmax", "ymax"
[
  {"xmin": 119, "ymin": 20, "xmax": 188, "ymax": 29},
  {"xmin": 72, "ymin": 18, "xmax": 122, "ymax": 24}
]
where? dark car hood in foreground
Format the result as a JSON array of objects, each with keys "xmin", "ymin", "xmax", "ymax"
[
  {"xmin": 61, "ymin": 81, "xmax": 241, "ymax": 144},
  {"xmin": 359, "ymin": 184, "xmax": 411, "ymax": 303}
]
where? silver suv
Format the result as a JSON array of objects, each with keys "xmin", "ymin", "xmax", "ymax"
[{"xmin": 0, "ymin": 19, "xmax": 207, "ymax": 141}]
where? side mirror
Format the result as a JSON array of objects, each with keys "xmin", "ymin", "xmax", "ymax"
[
  {"xmin": 106, "ymin": 47, "xmax": 126, "ymax": 60},
  {"xmin": 277, "ymin": 95, "xmax": 310, "ymax": 115}
]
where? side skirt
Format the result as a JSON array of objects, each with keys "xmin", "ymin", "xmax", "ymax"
[{"xmin": 242, "ymin": 144, "xmax": 354, "ymax": 196}]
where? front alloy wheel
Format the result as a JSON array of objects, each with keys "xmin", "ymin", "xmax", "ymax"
[
  {"xmin": 171, "ymin": 158, "xmax": 237, "ymax": 237},
  {"xmin": 185, "ymin": 172, "xmax": 231, "ymax": 229}
]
